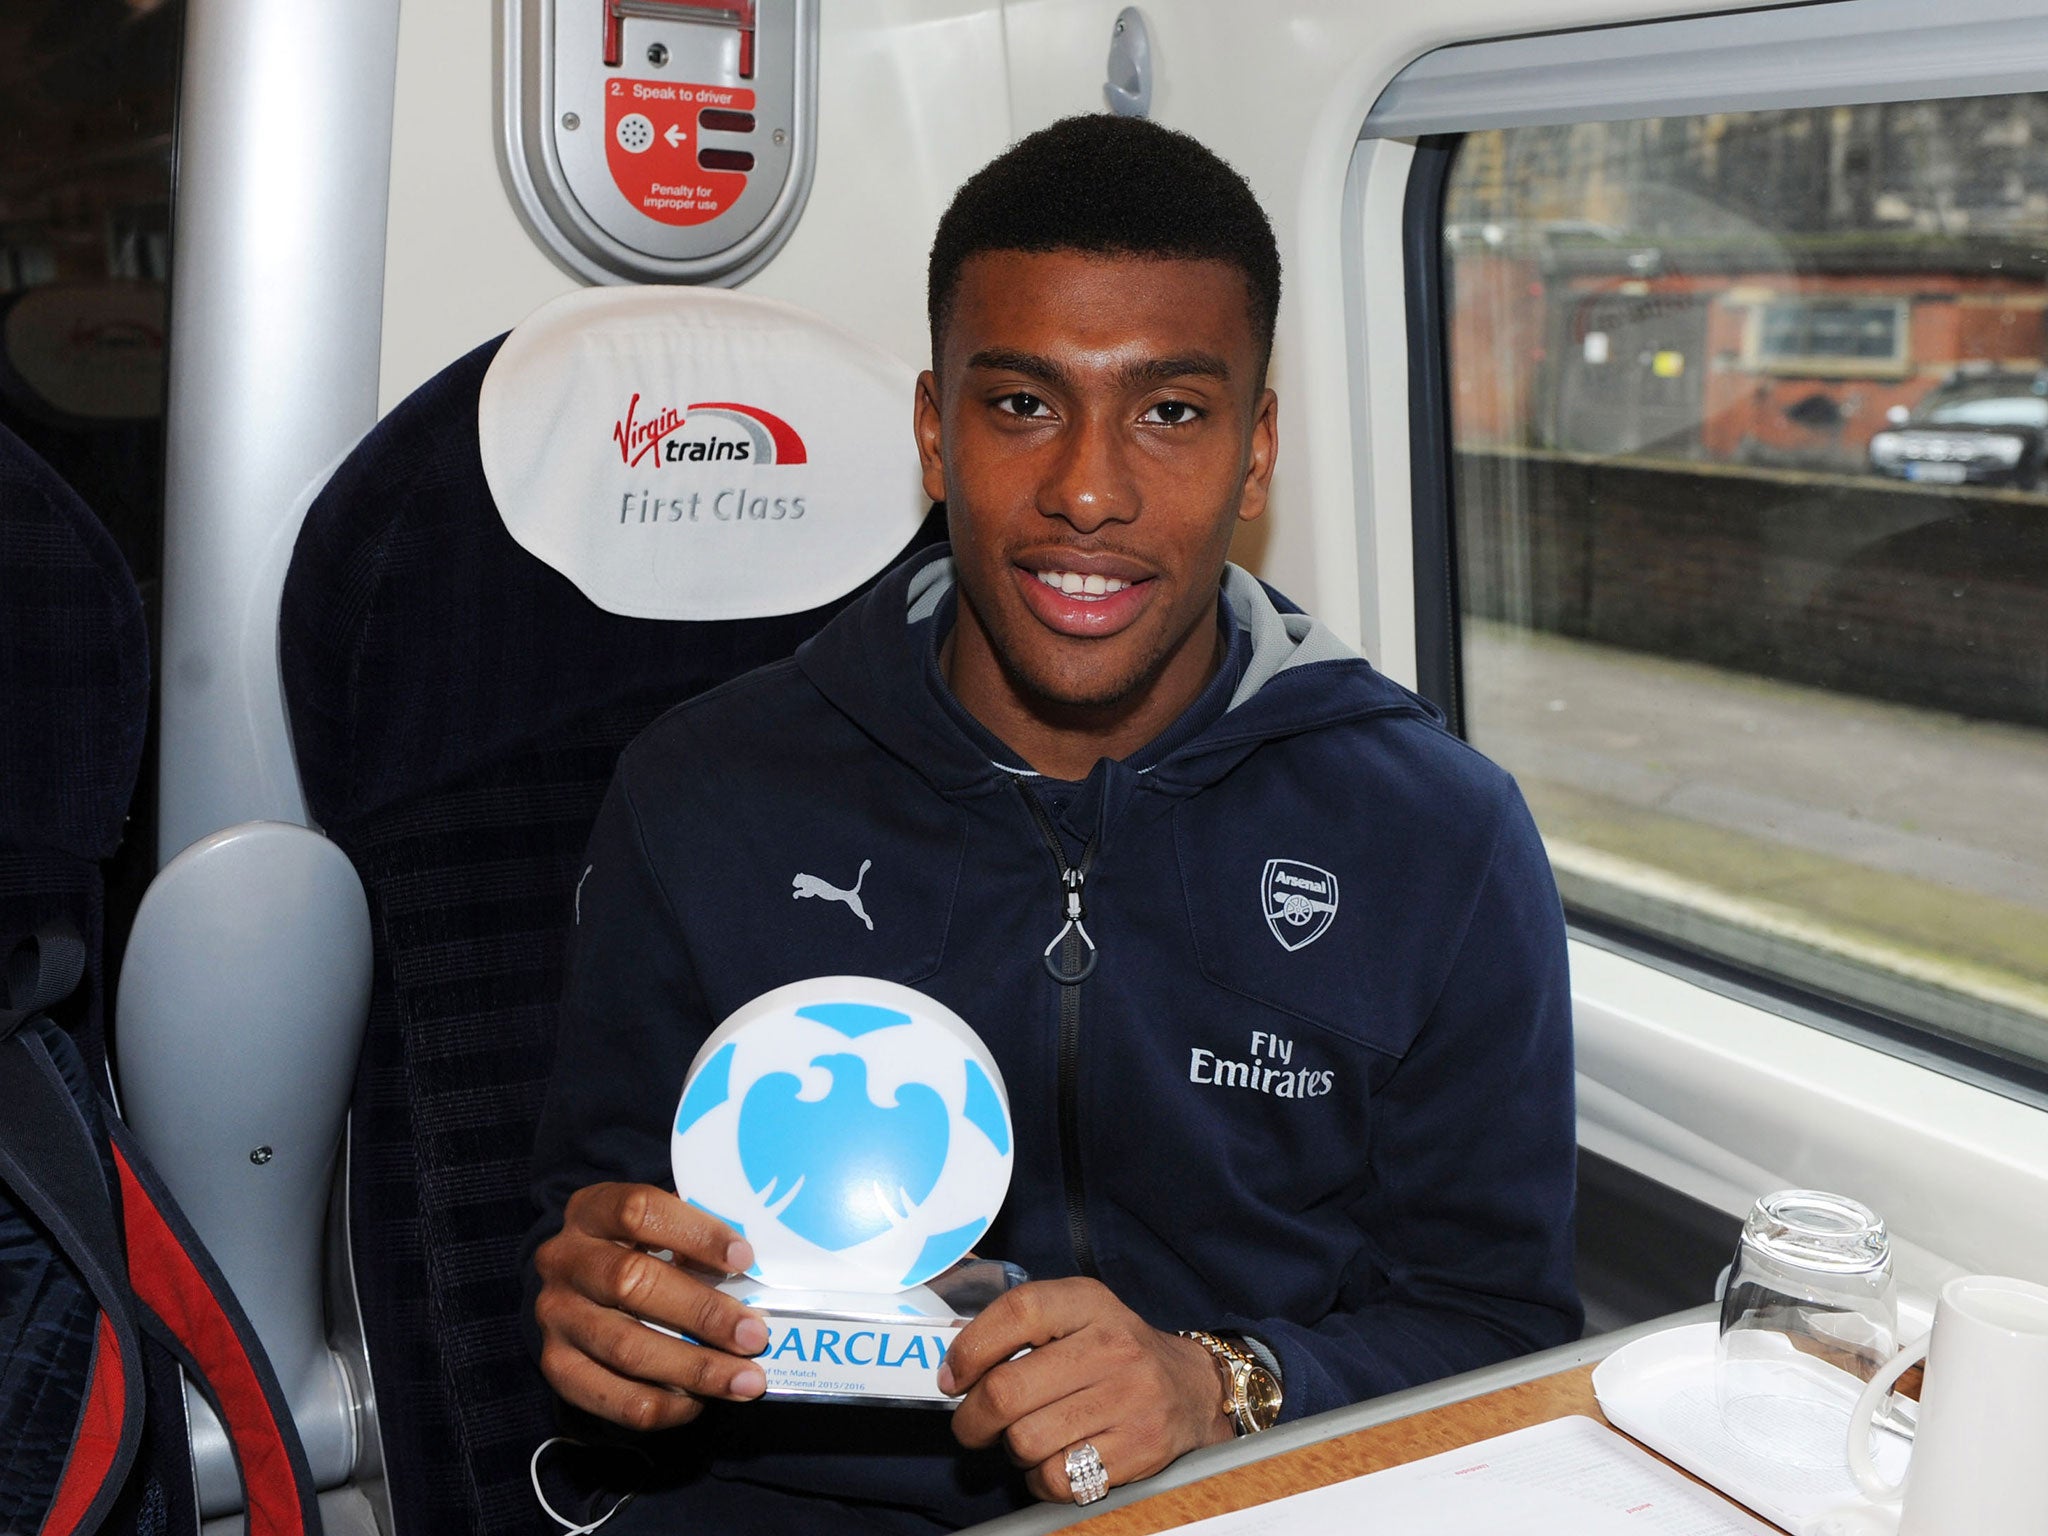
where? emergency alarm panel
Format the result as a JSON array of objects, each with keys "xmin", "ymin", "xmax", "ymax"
[{"xmin": 504, "ymin": 0, "xmax": 817, "ymax": 284}]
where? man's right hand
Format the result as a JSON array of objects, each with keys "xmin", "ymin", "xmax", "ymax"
[{"xmin": 533, "ymin": 1181, "xmax": 770, "ymax": 1430}]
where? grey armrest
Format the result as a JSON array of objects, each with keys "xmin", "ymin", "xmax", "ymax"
[{"xmin": 115, "ymin": 820, "xmax": 373, "ymax": 1515}]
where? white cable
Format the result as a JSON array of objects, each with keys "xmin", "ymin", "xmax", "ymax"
[{"xmin": 529, "ymin": 1436, "xmax": 642, "ymax": 1536}]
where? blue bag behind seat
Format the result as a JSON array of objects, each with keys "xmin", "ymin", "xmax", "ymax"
[
  {"xmin": 0, "ymin": 426, "xmax": 318, "ymax": 1536},
  {"xmin": 0, "ymin": 418, "xmax": 152, "ymax": 1536},
  {"xmin": 278, "ymin": 293, "xmax": 940, "ymax": 1535},
  {"xmin": 0, "ymin": 927, "xmax": 323, "ymax": 1536}
]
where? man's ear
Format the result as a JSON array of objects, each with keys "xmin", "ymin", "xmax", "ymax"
[
  {"xmin": 914, "ymin": 370, "xmax": 947, "ymax": 505},
  {"xmin": 1237, "ymin": 386, "xmax": 1278, "ymax": 524}
]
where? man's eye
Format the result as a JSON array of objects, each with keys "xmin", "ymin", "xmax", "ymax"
[
  {"xmin": 995, "ymin": 392, "xmax": 1049, "ymax": 418},
  {"xmin": 1142, "ymin": 400, "xmax": 1201, "ymax": 426}
]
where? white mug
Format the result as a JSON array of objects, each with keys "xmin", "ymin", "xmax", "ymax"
[{"xmin": 1846, "ymin": 1273, "xmax": 2048, "ymax": 1536}]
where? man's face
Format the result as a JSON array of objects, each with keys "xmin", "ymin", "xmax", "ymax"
[{"xmin": 916, "ymin": 250, "xmax": 1276, "ymax": 721}]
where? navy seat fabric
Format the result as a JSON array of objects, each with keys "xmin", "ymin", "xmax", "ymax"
[
  {"xmin": 0, "ymin": 417, "xmax": 166, "ymax": 1536},
  {"xmin": 0, "ymin": 420, "xmax": 149, "ymax": 1053},
  {"xmin": 279, "ymin": 334, "xmax": 940, "ymax": 1535}
]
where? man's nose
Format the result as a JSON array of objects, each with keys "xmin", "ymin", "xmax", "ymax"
[{"xmin": 1037, "ymin": 412, "xmax": 1137, "ymax": 531}]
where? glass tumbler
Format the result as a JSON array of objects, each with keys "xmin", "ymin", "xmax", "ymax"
[{"xmin": 1716, "ymin": 1188, "xmax": 1899, "ymax": 1465}]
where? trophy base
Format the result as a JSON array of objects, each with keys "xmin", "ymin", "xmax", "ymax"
[{"xmin": 717, "ymin": 1257, "xmax": 1028, "ymax": 1408}]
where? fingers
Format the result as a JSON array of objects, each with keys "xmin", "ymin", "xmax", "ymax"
[
  {"xmin": 1017, "ymin": 1418, "xmax": 1177, "ymax": 1503},
  {"xmin": 533, "ymin": 1181, "xmax": 772, "ymax": 1433},
  {"xmin": 945, "ymin": 1282, "xmax": 1236, "ymax": 1504},
  {"xmin": 548, "ymin": 1284, "xmax": 767, "ymax": 1402},
  {"xmin": 1025, "ymin": 1431, "xmax": 1130, "ymax": 1506},
  {"xmin": 537, "ymin": 1229, "xmax": 766, "ymax": 1371},
  {"xmin": 564, "ymin": 1181, "xmax": 754, "ymax": 1274},
  {"xmin": 949, "ymin": 1330, "xmax": 1090, "ymax": 1450},
  {"xmin": 533, "ymin": 1245, "xmax": 769, "ymax": 1415},
  {"xmin": 943, "ymin": 1277, "xmax": 1111, "ymax": 1397},
  {"xmin": 1011, "ymin": 1384, "xmax": 1197, "ymax": 1504},
  {"xmin": 551, "ymin": 1226, "xmax": 764, "ymax": 1346},
  {"xmin": 955, "ymin": 1347, "xmax": 1151, "ymax": 1503},
  {"xmin": 538, "ymin": 1306, "xmax": 765, "ymax": 1433},
  {"xmin": 950, "ymin": 1316, "xmax": 1167, "ymax": 1451}
]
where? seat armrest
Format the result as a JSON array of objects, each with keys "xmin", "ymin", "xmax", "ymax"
[{"xmin": 115, "ymin": 820, "xmax": 372, "ymax": 1512}]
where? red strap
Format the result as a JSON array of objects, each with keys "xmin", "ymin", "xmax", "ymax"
[
  {"xmin": 39, "ymin": 1315, "xmax": 127, "ymax": 1536},
  {"xmin": 110, "ymin": 1144, "xmax": 307, "ymax": 1536}
]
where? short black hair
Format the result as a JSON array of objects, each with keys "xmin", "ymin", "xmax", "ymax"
[{"xmin": 927, "ymin": 114, "xmax": 1282, "ymax": 376}]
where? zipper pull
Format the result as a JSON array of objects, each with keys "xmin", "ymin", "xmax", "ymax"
[{"xmin": 1044, "ymin": 865, "xmax": 1099, "ymax": 984}]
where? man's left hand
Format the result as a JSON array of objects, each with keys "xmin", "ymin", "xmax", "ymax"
[{"xmin": 940, "ymin": 1278, "xmax": 1233, "ymax": 1502}]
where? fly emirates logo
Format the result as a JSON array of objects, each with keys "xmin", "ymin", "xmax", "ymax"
[
  {"xmin": 610, "ymin": 392, "xmax": 810, "ymax": 523},
  {"xmin": 1190, "ymin": 1030, "xmax": 1335, "ymax": 1099}
]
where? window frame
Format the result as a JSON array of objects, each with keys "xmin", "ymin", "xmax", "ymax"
[
  {"xmin": 1375, "ymin": 10, "xmax": 2048, "ymax": 1112},
  {"xmin": 1363, "ymin": 0, "xmax": 2048, "ymax": 140}
]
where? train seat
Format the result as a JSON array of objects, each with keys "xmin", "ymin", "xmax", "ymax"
[
  {"xmin": 274, "ymin": 287, "xmax": 938, "ymax": 1534},
  {"xmin": 0, "ymin": 420, "xmax": 149, "ymax": 1053}
]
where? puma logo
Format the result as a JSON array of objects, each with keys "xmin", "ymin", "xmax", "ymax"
[{"xmin": 792, "ymin": 859, "xmax": 873, "ymax": 931}]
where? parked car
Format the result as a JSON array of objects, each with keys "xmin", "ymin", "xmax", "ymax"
[{"xmin": 1868, "ymin": 369, "xmax": 2048, "ymax": 488}]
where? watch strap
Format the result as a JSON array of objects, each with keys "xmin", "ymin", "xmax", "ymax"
[{"xmin": 1179, "ymin": 1329, "xmax": 1282, "ymax": 1434}]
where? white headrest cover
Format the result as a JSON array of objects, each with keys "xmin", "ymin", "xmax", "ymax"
[{"xmin": 478, "ymin": 287, "xmax": 928, "ymax": 621}]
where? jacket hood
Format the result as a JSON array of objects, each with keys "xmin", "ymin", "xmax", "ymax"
[{"xmin": 796, "ymin": 543, "xmax": 1441, "ymax": 797}]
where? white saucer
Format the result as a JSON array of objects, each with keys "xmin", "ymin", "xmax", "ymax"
[{"xmin": 1591, "ymin": 1323, "xmax": 1910, "ymax": 1536}]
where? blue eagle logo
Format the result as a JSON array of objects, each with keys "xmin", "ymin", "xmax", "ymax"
[{"xmin": 737, "ymin": 1053, "xmax": 950, "ymax": 1252}]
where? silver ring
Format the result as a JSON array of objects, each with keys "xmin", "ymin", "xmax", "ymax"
[{"xmin": 1065, "ymin": 1441, "xmax": 1109, "ymax": 1505}]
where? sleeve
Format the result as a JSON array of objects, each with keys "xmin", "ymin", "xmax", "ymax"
[
  {"xmin": 519, "ymin": 765, "xmax": 716, "ymax": 1360},
  {"xmin": 1223, "ymin": 779, "xmax": 1583, "ymax": 1421}
]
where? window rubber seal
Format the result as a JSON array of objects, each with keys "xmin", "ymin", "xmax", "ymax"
[{"xmin": 1402, "ymin": 133, "xmax": 1466, "ymax": 734}]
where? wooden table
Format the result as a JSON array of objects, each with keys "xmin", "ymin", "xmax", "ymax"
[
  {"xmin": 968, "ymin": 1305, "xmax": 1922, "ymax": 1536},
  {"xmin": 965, "ymin": 1305, "xmax": 1740, "ymax": 1536},
  {"xmin": 1046, "ymin": 1359, "xmax": 1769, "ymax": 1535}
]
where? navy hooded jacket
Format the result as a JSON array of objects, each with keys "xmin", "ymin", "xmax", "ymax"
[{"xmin": 527, "ymin": 544, "xmax": 1580, "ymax": 1531}]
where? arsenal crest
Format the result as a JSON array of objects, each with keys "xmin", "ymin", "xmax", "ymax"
[{"xmin": 1262, "ymin": 859, "xmax": 1339, "ymax": 952}]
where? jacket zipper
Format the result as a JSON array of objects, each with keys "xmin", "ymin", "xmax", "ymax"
[{"xmin": 1016, "ymin": 781, "xmax": 1101, "ymax": 1279}]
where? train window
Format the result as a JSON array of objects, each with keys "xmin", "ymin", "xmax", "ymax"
[{"xmin": 1436, "ymin": 98, "xmax": 2048, "ymax": 1080}]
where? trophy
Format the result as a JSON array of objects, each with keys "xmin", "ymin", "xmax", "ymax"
[{"xmin": 668, "ymin": 976, "xmax": 1024, "ymax": 1407}]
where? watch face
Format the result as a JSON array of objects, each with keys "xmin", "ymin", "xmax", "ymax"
[{"xmin": 1243, "ymin": 1366, "xmax": 1283, "ymax": 1431}]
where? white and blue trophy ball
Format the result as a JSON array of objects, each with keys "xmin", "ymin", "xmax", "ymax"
[{"xmin": 670, "ymin": 977, "xmax": 1015, "ymax": 1294}]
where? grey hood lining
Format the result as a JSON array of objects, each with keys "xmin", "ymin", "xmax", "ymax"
[
  {"xmin": 905, "ymin": 555, "xmax": 954, "ymax": 624},
  {"xmin": 903, "ymin": 556, "xmax": 1358, "ymax": 713},
  {"xmin": 1219, "ymin": 563, "xmax": 1359, "ymax": 707}
]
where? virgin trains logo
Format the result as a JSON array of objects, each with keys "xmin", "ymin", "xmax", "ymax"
[{"xmin": 611, "ymin": 393, "xmax": 809, "ymax": 469}]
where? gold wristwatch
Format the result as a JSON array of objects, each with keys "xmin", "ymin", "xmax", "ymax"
[{"xmin": 1180, "ymin": 1330, "xmax": 1283, "ymax": 1435}]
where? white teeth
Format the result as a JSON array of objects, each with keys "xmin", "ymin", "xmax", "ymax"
[{"xmin": 1035, "ymin": 570, "xmax": 1130, "ymax": 601}]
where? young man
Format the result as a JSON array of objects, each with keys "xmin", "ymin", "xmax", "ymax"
[{"xmin": 527, "ymin": 115, "xmax": 1579, "ymax": 1533}]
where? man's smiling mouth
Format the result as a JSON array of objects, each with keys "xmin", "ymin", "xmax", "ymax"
[
  {"xmin": 1010, "ymin": 554, "xmax": 1156, "ymax": 636},
  {"xmin": 1034, "ymin": 569, "xmax": 1134, "ymax": 601}
]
